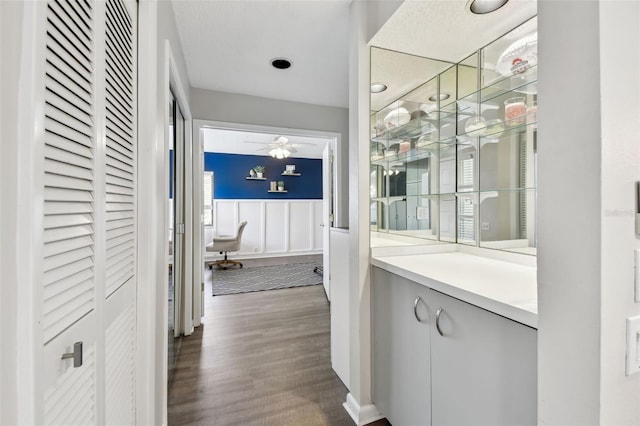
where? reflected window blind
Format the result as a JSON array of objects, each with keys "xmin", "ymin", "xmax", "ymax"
[
  {"xmin": 457, "ymin": 153, "xmax": 475, "ymax": 241},
  {"xmin": 519, "ymin": 136, "xmax": 527, "ymax": 237}
]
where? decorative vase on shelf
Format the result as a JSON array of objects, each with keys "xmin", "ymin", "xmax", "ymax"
[
  {"xmin": 249, "ymin": 169, "xmax": 255, "ymax": 177},
  {"xmin": 257, "ymin": 172, "xmax": 264, "ymax": 179}
]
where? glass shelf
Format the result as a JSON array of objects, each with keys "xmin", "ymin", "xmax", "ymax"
[{"xmin": 457, "ymin": 119, "xmax": 537, "ymax": 142}]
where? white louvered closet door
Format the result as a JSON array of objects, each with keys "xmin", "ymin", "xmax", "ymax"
[{"xmin": 39, "ymin": 0, "xmax": 137, "ymax": 424}]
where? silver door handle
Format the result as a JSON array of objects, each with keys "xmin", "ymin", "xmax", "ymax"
[
  {"xmin": 413, "ymin": 296, "xmax": 425, "ymax": 323},
  {"xmin": 435, "ymin": 308, "xmax": 444, "ymax": 336},
  {"xmin": 61, "ymin": 342, "xmax": 83, "ymax": 368}
]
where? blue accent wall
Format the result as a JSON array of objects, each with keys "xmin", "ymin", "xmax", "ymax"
[{"xmin": 204, "ymin": 153, "xmax": 323, "ymax": 199}]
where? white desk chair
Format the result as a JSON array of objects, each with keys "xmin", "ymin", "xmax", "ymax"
[{"xmin": 206, "ymin": 221, "xmax": 247, "ymax": 269}]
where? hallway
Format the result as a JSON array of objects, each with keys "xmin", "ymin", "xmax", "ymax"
[{"xmin": 167, "ymin": 260, "xmax": 353, "ymax": 425}]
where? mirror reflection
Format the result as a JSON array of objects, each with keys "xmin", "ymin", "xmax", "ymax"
[{"xmin": 370, "ymin": 17, "xmax": 537, "ymax": 255}]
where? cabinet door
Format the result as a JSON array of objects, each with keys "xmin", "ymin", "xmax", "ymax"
[
  {"xmin": 429, "ymin": 289, "xmax": 537, "ymax": 426},
  {"xmin": 372, "ymin": 267, "xmax": 431, "ymax": 426}
]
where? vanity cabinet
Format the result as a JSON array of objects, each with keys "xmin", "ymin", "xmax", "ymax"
[
  {"xmin": 372, "ymin": 266, "xmax": 537, "ymax": 426},
  {"xmin": 372, "ymin": 267, "xmax": 431, "ymax": 426}
]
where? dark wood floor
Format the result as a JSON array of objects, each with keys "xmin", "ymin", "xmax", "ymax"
[{"xmin": 168, "ymin": 256, "xmax": 355, "ymax": 425}]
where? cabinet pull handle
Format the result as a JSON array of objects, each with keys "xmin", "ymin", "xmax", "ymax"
[
  {"xmin": 435, "ymin": 308, "xmax": 444, "ymax": 336},
  {"xmin": 413, "ymin": 296, "xmax": 425, "ymax": 323}
]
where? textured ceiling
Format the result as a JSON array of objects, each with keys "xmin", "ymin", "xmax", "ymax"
[
  {"xmin": 171, "ymin": 0, "xmax": 350, "ymax": 108},
  {"xmin": 371, "ymin": 0, "xmax": 537, "ymax": 63}
]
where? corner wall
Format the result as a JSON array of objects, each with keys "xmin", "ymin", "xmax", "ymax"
[{"xmin": 538, "ymin": 1, "xmax": 640, "ymax": 424}]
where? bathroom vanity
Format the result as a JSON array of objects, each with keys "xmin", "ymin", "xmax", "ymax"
[{"xmin": 369, "ymin": 16, "xmax": 539, "ymax": 426}]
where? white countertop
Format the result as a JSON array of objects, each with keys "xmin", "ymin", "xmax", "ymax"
[{"xmin": 371, "ymin": 252, "xmax": 538, "ymax": 328}]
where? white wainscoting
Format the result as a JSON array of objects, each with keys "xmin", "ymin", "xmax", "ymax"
[{"xmin": 205, "ymin": 199, "xmax": 323, "ymax": 259}]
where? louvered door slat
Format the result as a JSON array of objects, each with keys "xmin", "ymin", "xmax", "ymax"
[
  {"xmin": 46, "ymin": 90, "xmax": 93, "ymax": 130},
  {"xmin": 45, "ymin": 118, "xmax": 93, "ymax": 148},
  {"xmin": 106, "ymin": 105, "xmax": 133, "ymax": 135},
  {"xmin": 106, "ymin": 183, "xmax": 133, "ymax": 196},
  {"xmin": 50, "ymin": 0, "xmax": 91, "ymax": 44},
  {"xmin": 43, "ymin": 0, "xmax": 95, "ymax": 348},
  {"xmin": 105, "ymin": 120, "xmax": 133, "ymax": 150},
  {"xmin": 46, "ymin": 18, "xmax": 92, "ymax": 75},
  {"xmin": 44, "ymin": 247, "xmax": 93, "ymax": 277},
  {"xmin": 105, "ymin": 95, "xmax": 132, "ymax": 130},
  {"xmin": 105, "ymin": 17, "xmax": 131, "ymax": 69},
  {"xmin": 106, "ymin": 217, "xmax": 134, "ymax": 231},
  {"xmin": 46, "ymin": 130, "xmax": 93, "ymax": 159},
  {"xmin": 106, "ymin": 262, "xmax": 133, "ymax": 287},
  {"xmin": 107, "ymin": 0, "xmax": 132, "ymax": 46},
  {"xmin": 104, "ymin": 0, "xmax": 135, "ymax": 300},
  {"xmin": 57, "ymin": 0, "xmax": 92, "ymax": 35},
  {"xmin": 106, "ymin": 242, "xmax": 134, "ymax": 266},
  {"xmin": 45, "ymin": 142, "xmax": 93, "ymax": 169},
  {"xmin": 107, "ymin": 151, "xmax": 134, "ymax": 173},
  {"xmin": 44, "ymin": 279, "xmax": 93, "ymax": 318},
  {"xmin": 105, "ymin": 164, "xmax": 133, "ymax": 182},
  {"xmin": 45, "ymin": 187, "xmax": 93, "ymax": 203},
  {"xmin": 105, "ymin": 133, "xmax": 133, "ymax": 159},
  {"xmin": 45, "ymin": 73, "xmax": 92, "ymax": 117},
  {"xmin": 46, "ymin": 49, "xmax": 92, "ymax": 95},
  {"xmin": 45, "ymin": 201, "xmax": 93, "ymax": 216},
  {"xmin": 44, "ymin": 235, "xmax": 93, "ymax": 258},
  {"xmin": 106, "ymin": 233, "xmax": 133, "ymax": 251},
  {"xmin": 46, "ymin": 104, "xmax": 92, "ymax": 138},
  {"xmin": 47, "ymin": 4, "xmax": 92, "ymax": 65},
  {"xmin": 44, "ymin": 212, "xmax": 93, "ymax": 229},
  {"xmin": 45, "ymin": 160, "xmax": 93, "ymax": 183},
  {"xmin": 43, "ymin": 269, "xmax": 92, "ymax": 302},
  {"xmin": 105, "ymin": 302, "xmax": 135, "ymax": 423},
  {"xmin": 43, "ymin": 294, "xmax": 93, "ymax": 343},
  {"xmin": 45, "ymin": 174, "xmax": 93, "ymax": 192},
  {"xmin": 44, "ymin": 224, "xmax": 93, "ymax": 245},
  {"xmin": 105, "ymin": 74, "xmax": 132, "ymax": 113},
  {"xmin": 107, "ymin": 36, "xmax": 133, "ymax": 90}
]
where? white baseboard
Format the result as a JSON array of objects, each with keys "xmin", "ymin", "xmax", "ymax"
[
  {"xmin": 204, "ymin": 250, "xmax": 322, "ymax": 262},
  {"xmin": 343, "ymin": 393, "xmax": 383, "ymax": 426}
]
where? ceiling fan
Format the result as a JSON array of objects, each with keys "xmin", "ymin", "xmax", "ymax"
[{"xmin": 244, "ymin": 136, "xmax": 314, "ymax": 159}]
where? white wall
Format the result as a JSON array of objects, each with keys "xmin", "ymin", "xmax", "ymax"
[
  {"xmin": 191, "ymin": 88, "xmax": 349, "ymax": 228},
  {"xmin": 598, "ymin": 2, "xmax": 640, "ymax": 422},
  {"xmin": 538, "ymin": 1, "xmax": 640, "ymax": 424},
  {"xmin": 205, "ymin": 200, "xmax": 323, "ymax": 259},
  {"xmin": 0, "ymin": 1, "xmax": 24, "ymax": 423},
  {"xmin": 137, "ymin": 1, "xmax": 193, "ymax": 424},
  {"xmin": 345, "ymin": 1, "xmax": 403, "ymax": 423}
]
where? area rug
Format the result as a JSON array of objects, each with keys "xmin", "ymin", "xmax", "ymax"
[{"xmin": 212, "ymin": 262, "xmax": 323, "ymax": 296}]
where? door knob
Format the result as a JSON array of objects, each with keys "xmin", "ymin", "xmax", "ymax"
[{"xmin": 61, "ymin": 342, "xmax": 83, "ymax": 368}]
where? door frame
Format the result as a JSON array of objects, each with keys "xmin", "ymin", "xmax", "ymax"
[{"xmin": 191, "ymin": 119, "xmax": 342, "ymax": 313}]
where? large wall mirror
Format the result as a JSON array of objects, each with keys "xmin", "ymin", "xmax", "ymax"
[{"xmin": 370, "ymin": 17, "xmax": 538, "ymax": 255}]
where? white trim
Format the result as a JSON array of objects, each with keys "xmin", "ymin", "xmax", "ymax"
[
  {"xmin": 343, "ymin": 393, "xmax": 383, "ymax": 426},
  {"xmin": 167, "ymin": 41, "xmax": 195, "ymax": 337},
  {"xmin": 136, "ymin": 1, "xmax": 160, "ymax": 424}
]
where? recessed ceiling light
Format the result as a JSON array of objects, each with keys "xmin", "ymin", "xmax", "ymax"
[
  {"xmin": 271, "ymin": 58, "xmax": 292, "ymax": 69},
  {"xmin": 428, "ymin": 93, "xmax": 451, "ymax": 102},
  {"xmin": 371, "ymin": 82, "xmax": 388, "ymax": 93},
  {"xmin": 467, "ymin": 0, "xmax": 509, "ymax": 14}
]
